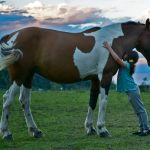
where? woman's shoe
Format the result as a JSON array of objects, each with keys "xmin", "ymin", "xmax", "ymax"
[{"xmin": 139, "ymin": 130, "xmax": 150, "ymax": 136}]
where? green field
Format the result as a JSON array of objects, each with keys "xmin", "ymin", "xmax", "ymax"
[{"xmin": 0, "ymin": 90, "xmax": 150, "ymax": 150}]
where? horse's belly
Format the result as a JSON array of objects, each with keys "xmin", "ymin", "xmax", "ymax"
[{"xmin": 37, "ymin": 63, "xmax": 81, "ymax": 83}]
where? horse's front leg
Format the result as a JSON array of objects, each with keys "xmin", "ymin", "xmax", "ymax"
[
  {"xmin": 97, "ymin": 86, "xmax": 110, "ymax": 137},
  {"xmin": 19, "ymin": 85, "xmax": 42, "ymax": 138},
  {"xmin": 84, "ymin": 79, "xmax": 99, "ymax": 135},
  {"xmin": 0, "ymin": 82, "xmax": 19, "ymax": 140},
  {"xmin": 97, "ymin": 73, "xmax": 112, "ymax": 137}
]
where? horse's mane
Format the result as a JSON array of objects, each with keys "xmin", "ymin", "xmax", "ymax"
[
  {"xmin": 82, "ymin": 27, "xmax": 101, "ymax": 33},
  {"xmin": 123, "ymin": 21, "xmax": 144, "ymax": 25},
  {"xmin": 102, "ymin": 21, "xmax": 142, "ymax": 30}
]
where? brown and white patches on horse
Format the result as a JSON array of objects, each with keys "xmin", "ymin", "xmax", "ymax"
[
  {"xmin": 76, "ymin": 34, "xmax": 95, "ymax": 53},
  {"xmin": 0, "ymin": 21, "xmax": 149, "ymax": 139},
  {"xmin": 0, "ymin": 32, "xmax": 19, "ymax": 50},
  {"xmin": 0, "ymin": 32, "xmax": 23, "ymax": 71},
  {"xmin": 73, "ymin": 23, "xmax": 124, "ymax": 79},
  {"xmin": 76, "ymin": 27, "xmax": 101, "ymax": 53}
]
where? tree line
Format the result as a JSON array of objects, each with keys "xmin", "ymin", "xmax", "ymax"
[{"xmin": 0, "ymin": 70, "xmax": 91, "ymax": 90}]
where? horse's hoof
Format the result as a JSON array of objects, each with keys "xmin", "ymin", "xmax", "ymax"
[
  {"xmin": 33, "ymin": 130, "xmax": 43, "ymax": 138},
  {"xmin": 99, "ymin": 131, "xmax": 111, "ymax": 137},
  {"xmin": 87, "ymin": 127, "xmax": 96, "ymax": 136},
  {"xmin": 3, "ymin": 133, "xmax": 13, "ymax": 140}
]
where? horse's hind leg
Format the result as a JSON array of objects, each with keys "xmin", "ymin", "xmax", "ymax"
[
  {"xmin": 84, "ymin": 79, "xmax": 99, "ymax": 135},
  {"xmin": 0, "ymin": 82, "xmax": 19, "ymax": 140},
  {"xmin": 19, "ymin": 85, "xmax": 42, "ymax": 138}
]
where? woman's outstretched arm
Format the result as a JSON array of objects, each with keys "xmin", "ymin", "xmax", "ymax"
[{"xmin": 103, "ymin": 41, "xmax": 126, "ymax": 67}]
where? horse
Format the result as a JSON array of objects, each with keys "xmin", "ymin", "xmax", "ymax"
[{"xmin": 0, "ymin": 18, "xmax": 150, "ymax": 140}]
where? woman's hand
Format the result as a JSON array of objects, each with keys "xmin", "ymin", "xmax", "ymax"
[{"xmin": 103, "ymin": 41, "xmax": 111, "ymax": 50}]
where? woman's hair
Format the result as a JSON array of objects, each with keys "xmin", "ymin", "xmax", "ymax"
[{"xmin": 125, "ymin": 51, "xmax": 139, "ymax": 75}]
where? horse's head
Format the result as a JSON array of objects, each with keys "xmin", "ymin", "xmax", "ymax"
[{"xmin": 137, "ymin": 19, "xmax": 150, "ymax": 66}]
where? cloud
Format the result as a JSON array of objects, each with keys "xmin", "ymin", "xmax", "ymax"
[
  {"xmin": 69, "ymin": 17, "xmax": 113, "ymax": 30},
  {"xmin": 0, "ymin": 13, "xmax": 37, "ymax": 37},
  {"xmin": 0, "ymin": 3, "xmax": 27, "ymax": 15},
  {"xmin": 0, "ymin": 0, "xmax": 142, "ymax": 36},
  {"xmin": 23, "ymin": 1, "xmax": 103, "ymax": 25},
  {"xmin": 0, "ymin": 0, "xmax": 133, "ymax": 29},
  {"xmin": 24, "ymin": 0, "xmax": 43, "ymax": 9},
  {"xmin": 0, "ymin": 3, "xmax": 13, "ymax": 11},
  {"xmin": 135, "ymin": 9, "xmax": 150, "ymax": 23},
  {"xmin": 137, "ymin": 57, "xmax": 148, "ymax": 65}
]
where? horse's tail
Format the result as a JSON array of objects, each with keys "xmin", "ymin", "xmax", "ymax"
[{"xmin": 0, "ymin": 32, "xmax": 23, "ymax": 70}]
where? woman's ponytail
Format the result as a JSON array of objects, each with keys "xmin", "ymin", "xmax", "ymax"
[
  {"xmin": 129, "ymin": 62, "xmax": 135, "ymax": 75},
  {"xmin": 126, "ymin": 51, "xmax": 139, "ymax": 75}
]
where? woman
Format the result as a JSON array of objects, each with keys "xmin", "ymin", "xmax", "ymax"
[{"xmin": 103, "ymin": 41, "xmax": 150, "ymax": 136}]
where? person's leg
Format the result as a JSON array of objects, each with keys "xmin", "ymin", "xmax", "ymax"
[{"xmin": 127, "ymin": 89, "xmax": 149, "ymax": 135}]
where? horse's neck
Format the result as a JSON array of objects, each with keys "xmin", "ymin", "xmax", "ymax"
[
  {"xmin": 112, "ymin": 33, "xmax": 140, "ymax": 59},
  {"xmin": 122, "ymin": 23, "xmax": 145, "ymax": 50},
  {"xmin": 116, "ymin": 24, "xmax": 145, "ymax": 58}
]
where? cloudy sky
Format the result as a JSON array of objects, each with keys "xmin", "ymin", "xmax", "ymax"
[
  {"xmin": 6, "ymin": 0, "xmax": 150, "ymax": 19},
  {"xmin": 1, "ymin": 0, "xmax": 150, "ymax": 32}
]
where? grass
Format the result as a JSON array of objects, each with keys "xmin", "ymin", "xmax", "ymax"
[{"xmin": 0, "ymin": 90, "xmax": 150, "ymax": 150}]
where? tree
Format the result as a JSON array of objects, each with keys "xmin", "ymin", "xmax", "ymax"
[
  {"xmin": 140, "ymin": 77, "xmax": 149, "ymax": 92},
  {"xmin": 0, "ymin": 1, "xmax": 6, "ymax": 4}
]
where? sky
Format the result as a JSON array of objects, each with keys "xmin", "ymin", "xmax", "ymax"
[
  {"xmin": 0, "ymin": 0, "xmax": 150, "ymax": 84},
  {"xmin": 1, "ymin": 0, "xmax": 150, "ymax": 33},
  {"xmin": 4, "ymin": 0, "xmax": 150, "ymax": 19}
]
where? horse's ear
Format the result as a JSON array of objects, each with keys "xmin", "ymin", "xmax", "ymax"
[{"xmin": 146, "ymin": 18, "xmax": 150, "ymax": 30}]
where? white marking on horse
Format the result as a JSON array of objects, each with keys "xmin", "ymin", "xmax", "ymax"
[
  {"xmin": 97, "ymin": 88, "xmax": 108, "ymax": 127},
  {"xmin": 73, "ymin": 23, "xmax": 124, "ymax": 79},
  {"xmin": 84, "ymin": 106, "xmax": 96, "ymax": 135},
  {"xmin": 79, "ymin": 23, "xmax": 124, "ymax": 135},
  {"xmin": 0, "ymin": 82, "xmax": 19, "ymax": 138},
  {"xmin": 1, "ymin": 32, "xmax": 19, "ymax": 50},
  {"xmin": 0, "ymin": 32, "xmax": 22, "ymax": 71},
  {"xmin": 19, "ymin": 85, "xmax": 38, "ymax": 131},
  {"xmin": 85, "ymin": 106, "xmax": 94, "ymax": 127}
]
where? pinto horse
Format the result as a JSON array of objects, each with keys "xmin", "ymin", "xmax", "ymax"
[{"xmin": 0, "ymin": 19, "xmax": 150, "ymax": 140}]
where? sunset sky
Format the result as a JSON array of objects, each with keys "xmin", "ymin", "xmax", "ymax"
[
  {"xmin": 1, "ymin": 0, "xmax": 150, "ymax": 30},
  {"xmin": 4, "ymin": 0, "xmax": 150, "ymax": 19}
]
